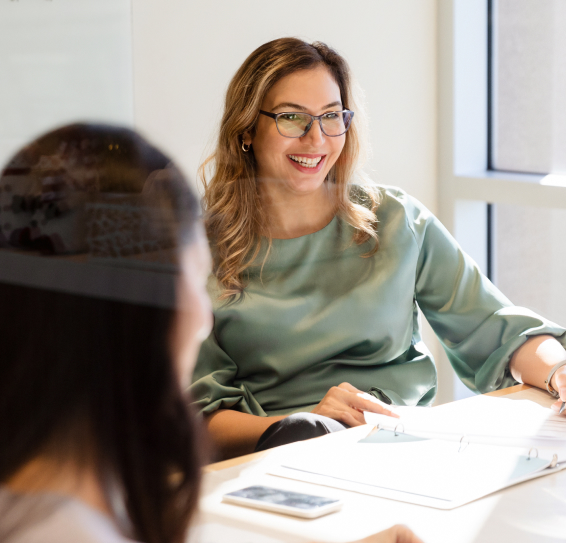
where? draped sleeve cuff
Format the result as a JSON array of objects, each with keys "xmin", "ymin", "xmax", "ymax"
[
  {"xmin": 190, "ymin": 374, "xmax": 267, "ymax": 417},
  {"xmin": 472, "ymin": 307, "xmax": 566, "ymax": 393},
  {"xmin": 188, "ymin": 331, "xmax": 267, "ymax": 417}
]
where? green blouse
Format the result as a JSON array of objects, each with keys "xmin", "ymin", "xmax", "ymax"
[{"xmin": 190, "ymin": 185, "xmax": 566, "ymax": 416}]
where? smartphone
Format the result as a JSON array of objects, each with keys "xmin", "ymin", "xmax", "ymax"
[{"xmin": 222, "ymin": 485, "xmax": 343, "ymax": 519}]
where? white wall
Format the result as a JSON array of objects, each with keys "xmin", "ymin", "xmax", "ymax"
[
  {"xmin": 131, "ymin": 0, "xmax": 437, "ymax": 210},
  {"xmin": 0, "ymin": 0, "xmax": 133, "ymax": 169}
]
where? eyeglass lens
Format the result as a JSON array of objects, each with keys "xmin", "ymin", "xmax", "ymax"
[{"xmin": 276, "ymin": 111, "xmax": 353, "ymax": 138}]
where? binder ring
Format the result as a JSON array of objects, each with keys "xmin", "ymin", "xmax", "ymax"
[
  {"xmin": 458, "ymin": 435, "xmax": 469, "ymax": 453},
  {"xmin": 527, "ymin": 448, "xmax": 538, "ymax": 460},
  {"xmin": 394, "ymin": 424, "xmax": 404, "ymax": 437}
]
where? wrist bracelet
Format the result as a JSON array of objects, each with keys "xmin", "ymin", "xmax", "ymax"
[{"xmin": 544, "ymin": 360, "xmax": 566, "ymax": 398}]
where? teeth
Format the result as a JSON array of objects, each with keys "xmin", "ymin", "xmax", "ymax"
[{"xmin": 289, "ymin": 155, "xmax": 323, "ymax": 168}]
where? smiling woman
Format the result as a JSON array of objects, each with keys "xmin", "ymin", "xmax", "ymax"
[
  {"xmin": 243, "ymin": 67, "xmax": 354, "ymax": 238},
  {"xmin": 200, "ymin": 39, "xmax": 378, "ymax": 297},
  {"xmin": 191, "ymin": 37, "xmax": 566, "ymax": 462}
]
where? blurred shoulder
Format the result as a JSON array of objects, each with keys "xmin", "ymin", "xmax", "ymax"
[{"xmin": 0, "ymin": 488, "xmax": 135, "ymax": 543}]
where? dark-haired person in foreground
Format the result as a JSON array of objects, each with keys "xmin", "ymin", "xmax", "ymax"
[{"xmin": 0, "ymin": 124, "xmax": 423, "ymax": 543}]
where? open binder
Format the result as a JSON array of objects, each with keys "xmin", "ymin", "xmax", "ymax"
[{"xmin": 270, "ymin": 390, "xmax": 566, "ymax": 509}]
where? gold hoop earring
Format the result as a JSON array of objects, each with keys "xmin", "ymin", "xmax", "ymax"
[{"xmin": 242, "ymin": 142, "xmax": 251, "ymax": 152}]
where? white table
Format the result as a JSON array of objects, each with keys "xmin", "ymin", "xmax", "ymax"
[{"xmin": 190, "ymin": 385, "xmax": 566, "ymax": 543}]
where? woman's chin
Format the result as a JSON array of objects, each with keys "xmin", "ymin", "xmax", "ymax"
[
  {"xmin": 281, "ymin": 171, "xmax": 329, "ymax": 195},
  {"xmin": 258, "ymin": 170, "xmax": 330, "ymax": 196}
]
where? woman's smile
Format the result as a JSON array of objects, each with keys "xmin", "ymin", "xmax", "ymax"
[{"xmin": 287, "ymin": 153, "xmax": 326, "ymax": 173}]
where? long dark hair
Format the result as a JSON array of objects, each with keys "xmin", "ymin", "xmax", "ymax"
[{"xmin": 0, "ymin": 124, "xmax": 204, "ymax": 543}]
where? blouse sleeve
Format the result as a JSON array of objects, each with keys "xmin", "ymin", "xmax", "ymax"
[
  {"xmin": 405, "ymin": 192, "xmax": 566, "ymax": 394},
  {"xmin": 189, "ymin": 330, "xmax": 267, "ymax": 417}
]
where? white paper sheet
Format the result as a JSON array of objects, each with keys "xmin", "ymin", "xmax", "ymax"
[
  {"xmin": 272, "ymin": 437, "xmax": 557, "ymax": 508},
  {"xmin": 363, "ymin": 393, "xmax": 566, "ymax": 454}
]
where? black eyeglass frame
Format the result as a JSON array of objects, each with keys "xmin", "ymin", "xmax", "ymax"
[{"xmin": 259, "ymin": 109, "xmax": 354, "ymax": 138}]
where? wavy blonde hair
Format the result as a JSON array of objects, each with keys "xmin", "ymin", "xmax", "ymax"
[{"xmin": 200, "ymin": 38, "xmax": 379, "ymax": 300}]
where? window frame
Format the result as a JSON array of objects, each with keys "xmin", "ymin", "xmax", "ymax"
[
  {"xmin": 436, "ymin": 0, "xmax": 566, "ymax": 402},
  {"xmin": 439, "ymin": 0, "xmax": 566, "ymax": 232}
]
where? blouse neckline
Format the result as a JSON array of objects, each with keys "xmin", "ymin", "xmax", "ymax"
[{"xmin": 270, "ymin": 215, "xmax": 338, "ymax": 243}]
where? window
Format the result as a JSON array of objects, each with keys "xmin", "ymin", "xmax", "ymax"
[
  {"xmin": 492, "ymin": 0, "xmax": 566, "ymax": 174},
  {"xmin": 491, "ymin": 0, "xmax": 566, "ymax": 328},
  {"xmin": 438, "ymin": 0, "xmax": 566, "ymax": 402}
]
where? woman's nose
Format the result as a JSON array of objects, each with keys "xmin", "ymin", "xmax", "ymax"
[{"xmin": 301, "ymin": 119, "xmax": 325, "ymax": 146}]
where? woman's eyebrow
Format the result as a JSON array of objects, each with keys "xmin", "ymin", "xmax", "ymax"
[
  {"xmin": 271, "ymin": 101, "xmax": 343, "ymax": 112},
  {"xmin": 271, "ymin": 102, "xmax": 307, "ymax": 111},
  {"xmin": 321, "ymin": 101, "xmax": 343, "ymax": 110}
]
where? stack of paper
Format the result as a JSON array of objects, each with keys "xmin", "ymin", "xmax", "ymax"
[{"xmin": 364, "ymin": 394, "xmax": 566, "ymax": 452}]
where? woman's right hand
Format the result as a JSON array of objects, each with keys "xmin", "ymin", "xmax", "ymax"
[
  {"xmin": 311, "ymin": 382, "xmax": 399, "ymax": 426},
  {"xmin": 356, "ymin": 524, "xmax": 425, "ymax": 543}
]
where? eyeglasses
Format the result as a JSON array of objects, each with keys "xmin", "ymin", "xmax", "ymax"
[{"xmin": 259, "ymin": 109, "xmax": 354, "ymax": 138}]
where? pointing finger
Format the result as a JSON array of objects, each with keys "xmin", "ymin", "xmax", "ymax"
[{"xmin": 338, "ymin": 390, "xmax": 399, "ymax": 418}]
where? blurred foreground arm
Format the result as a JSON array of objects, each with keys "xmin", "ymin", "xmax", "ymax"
[{"xmin": 358, "ymin": 525, "xmax": 424, "ymax": 543}]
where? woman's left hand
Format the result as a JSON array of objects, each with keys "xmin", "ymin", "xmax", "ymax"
[{"xmin": 550, "ymin": 365, "xmax": 566, "ymax": 415}]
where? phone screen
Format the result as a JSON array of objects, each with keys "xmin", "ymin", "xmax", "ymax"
[{"xmin": 225, "ymin": 485, "xmax": 339, "ymax": 510}]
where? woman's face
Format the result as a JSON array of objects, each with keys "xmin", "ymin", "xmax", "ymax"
[
  {"xmin": 246, "ymin": 67, "xmax": 346, "ymax": 196},
  {"xmin": 174, "ymin": 227, "xmax": 213, "ymax": 388}
]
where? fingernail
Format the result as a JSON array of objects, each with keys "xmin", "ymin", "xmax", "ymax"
[{"xmin": 551, "ymin": 404, "xmax": 559, "ymax": 411}]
